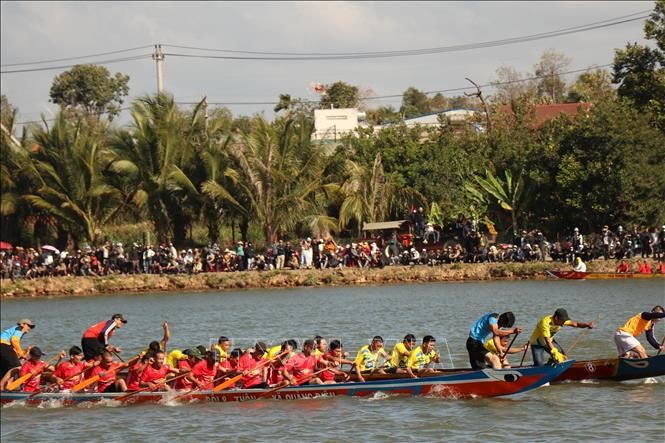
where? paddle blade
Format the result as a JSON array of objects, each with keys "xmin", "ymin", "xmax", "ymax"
[
  {"xmin": 72, "ymin": 375, "xmax": 100, "ymax": 392},
  {"xmin": 7, "ymin": 373, "xmax": 32, "ymax": 391},
  {"xmin": 212, "ymin": 373, "xmax": 242, "ymax": 393}
]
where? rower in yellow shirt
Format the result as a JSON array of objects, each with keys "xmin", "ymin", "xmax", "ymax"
[
  {"xmin": 354, "ymin": 336, "xmax": 390, "ymax": 382},
  {"xmin": 406, "ymin": 336, "xmax": 440, "ymax": 378},
  {"xmin": 313, "ymin": 336, "xmax": 327, "ymax": 357},
  {"xmin": 387, "ymin": 334, "xmax": 417, "ymax": 373},
  {"xmin": 484, "ymin": 336, "xmax": 527, "ymax": 368},
  {"xmin": 529, "ymin": 308, "xmax": 594, "ymax": 366},
  {"xmin": 213, "ymin": 336, "xmax": 231, "ymax": 362}
]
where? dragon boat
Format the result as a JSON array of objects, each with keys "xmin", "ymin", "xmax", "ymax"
[
  {"xmin": 546, "ymin": 270, "xmax": 664, "ymax": 280},
  {"xmin": 553, "ymin": 354, "xmax": 665, "ymax": 382},
  {"xmin": 1, "ymin": 362, "xmax": 570, "ymax": 406}
]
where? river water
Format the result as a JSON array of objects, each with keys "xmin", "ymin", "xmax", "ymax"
[{"xmin": 1, "ymin": 280, "xmax": 664, "ymax": 442}]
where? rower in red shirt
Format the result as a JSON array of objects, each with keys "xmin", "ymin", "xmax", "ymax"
[
  {"xmin": 53, "ymin": 346, "xmax": 92, "ymax": 390},
  {"xmin": 217, "ymin": 348, "xmax": 242, "ymax": 385},
  {"xmin": 266, "ymin": 342, "xmax": 293, "ymax": 387},
  {"xmin": 125, "ymin": 353, "xmax": 151, "ymax": 391},
  {"xmin": 173, "ymin": 349, "xmax": 203, "ymax": 390},
  {"xmin": 19, "ymin": 347, "xmax": 64, "ymax": 392},
  {"xmin": 237, "ymin": 342, "xmax": 269, "ymax": 389},
  {"xmin": 138, "ymin": 350, "xmax": 179, "ymax": 390},
  {"xmin": 616, "ymin": 259, "xmax": 631, "ymax": 273},
  {"xmin": 87, "ymin": 350, "xmax": 127, "ymax": 393},
  {"xmin": 284, "ymin": 339, "xmax": 324, "ymax": 386},
  {"xmin": 190, "ymin": 350, "xmax": 221, "ymax": 390},
  {"xmin": 318, "ymin": 340, "xmax": 354, "ymax": 384}
]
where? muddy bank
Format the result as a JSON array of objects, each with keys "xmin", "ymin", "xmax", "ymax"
[{"xmin": 0, "ymin": 261, "xmax": 635, "ymax": 299}]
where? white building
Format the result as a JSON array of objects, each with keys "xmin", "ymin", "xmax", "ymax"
[{"xmin": 312, "ymin": 108, "xmax": 366, "ymax": 141}]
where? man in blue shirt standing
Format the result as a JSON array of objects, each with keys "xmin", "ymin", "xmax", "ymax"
[{"xmin": 467, "ymin": 312, "xmax": 522, "ymax": 369}]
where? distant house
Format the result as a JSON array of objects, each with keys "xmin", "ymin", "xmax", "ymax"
[
  {"xmin": 375, "ymin": 108, "xmax": 482, "ymax": 134},
  {"xmin": 312, "ymin": 108, "xmax": 367, "ymax": 141},
  {"xmin": 497, "ymin": 102, "xmax": 593, "ymax": 129}
]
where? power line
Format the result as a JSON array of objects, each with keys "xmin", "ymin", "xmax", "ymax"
[
  {"xmin": 0, "ymin": 54, "xmax": 152, "ymax": 74},
  {"xmin": 162, "ymin": 13, "xmax": 648, "ymax": 61},
  {"xmin": 176, "ymin": 63, "xmax": 613, "ymax": 106},
  {"xmin": 1, "ymin": 45, "xmax": 154, "ymax": 68}
]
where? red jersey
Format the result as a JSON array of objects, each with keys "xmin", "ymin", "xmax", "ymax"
[
  {"xmin": 237, "ymin": 353, "xmax": 266, "ymax": 388},
  {"xmin": 174, "ymin": 360, "xmax": 193, "ymax": 390},
  {"xmin": 126, "ymin": 360, "xmax": 145, "ymax": 391},
  {"xmin": 82, "ymin": 320, "xmax": 118, "ymax": 346},
  {"xmin": 89, "ymin": 362, "xmax": 121, "ymax": 392},
  {"xmin": 220, "ymin": 358, "xmax": 237, "ymax": 373},
  {"xmin": 617, "ymin": 262, "xmax": 630, "ymax": 273},
  {"xmin": 319, "ymin": 352, "xmax": 337, "ymax": 383},
  {"xmin": 139, "ymin": 363, "xmax": 171, "ymax": 386},
  {"xmin": 266, "ymin": 358, "xmax": 287, "ymax": 386},
  {"xmin": 53, "ymin": 360, "xmax": 86, "ymax": 390},
  {"xmin": 288, "ymin": 353, "xmax": 319, "ymax": 385},
  {"xmin": 191, "ymin": 360, "xmax": 219, "ymax": 389},
  {"xmin": 19, "ymin": 360, "xmax": 46, "ymax": 392}
]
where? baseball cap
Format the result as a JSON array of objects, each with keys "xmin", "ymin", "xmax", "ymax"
[
  {"xmin": 254, "ymin": 341, "xmax": 268, "ymax": 354},
  {"xmin": 112, "ymin": 314, "xmax": 128, "ymax": 323},
  {"xmin": 18, "ymin": 319, "xmax": 36, "ymax": 328},
  {"xmin": 554, "ymin": 308, "xmax": 570, "ymax": 322}
]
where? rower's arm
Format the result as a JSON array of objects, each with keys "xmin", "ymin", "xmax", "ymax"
[
  {"xmin": 642, "ymin": 312, "xmax": 665, "ymax": 321},
  {"xmin": 567, "ymin": 320, "xmax": 593, "ymax": 329},
  {"xmin": 160, "ymin": 321, "xmax": 170, "ymax": 352},
  {"xmin": 10, "ymin": 335, "xmax": 25, "ymax": 358},
  {"xmin": 645, "ymin": 328, "xmax": 661, "ymax": 349}
]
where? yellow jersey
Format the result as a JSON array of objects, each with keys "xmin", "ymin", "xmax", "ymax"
[
  {"xmin": 406, "ymin": 346, "xmax": 437, "ymax": 369},
  {"xmin": 213, "ymin": 344, "xmax": 229, "ymax": 362},
  {"xmin": 484, "ymin": 339, "xmax": 500, "ymax": 355},
  {"xmin": 266, "ymin": 345, "xmax": 282, "ymax": 360},
  {"xmin": 620, "ymin": 313, "xmax": 653, "ymax": 337},
  {"xmin": 389, "ymin": 342, "xmax": 410, "ymax": 369},
  {"xmin": 530, "ymin": 315, "xmax": 572, "ymax": 346},
  {"xmin": 166, "ymin": 349, "xmax": 185, "ymax": 368},
  {"xmin": 355, "ymin": 345, "xmax": 382, "ymax": 372}
]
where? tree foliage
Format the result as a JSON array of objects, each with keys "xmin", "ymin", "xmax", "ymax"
[{"xmin": 49, "ymin": 64, "xmax": 130, "ymax": 120}]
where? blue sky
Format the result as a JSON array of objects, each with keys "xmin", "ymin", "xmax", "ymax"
[{"xmin": 0, "ymin": 1, "xmax": 654, "ymax": 127}]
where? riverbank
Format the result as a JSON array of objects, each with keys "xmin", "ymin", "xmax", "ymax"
[{"xmin": 0, "ymin": 260, "xmax": 636, "ymax": 298}]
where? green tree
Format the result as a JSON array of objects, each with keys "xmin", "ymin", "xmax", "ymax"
[
  {"xmin": 567, "ymin": 69, "xmax": 615, "ymax": 102},
  {"xmin": 319, "ymin": 81, "xmax": 360, "ymax": 109},
  {"xmin": 24, "ymin": 113, "xmax": 124, "ymax": 245},
  {"xmin": 534, "ymin": 49, "xmax": 571, "ymax": 103},
  {"xmin": 613, "ymin": 1, "xmax": 665, "ymax": 130},
  {"xmin": 400, "ymin": 86, "xmax": 430, "ymax": 118},
  {"xmin": 49, "ymin": 64, "xmax": 130, "ymax": 120},
  {"xmin": 465, "ymin": 169, "xmax": 530, "ymax": 236},
  {"xmin": 109, "ymin": 93, "xmax": 199, "ymax": 245},
  {"xmin": 231, "ymin": 115, "xmax": 333, "ymax": 243}
]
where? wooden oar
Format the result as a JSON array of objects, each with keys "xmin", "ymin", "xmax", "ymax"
[
  {"xmin": 518, "ymin": 343, "xmax": 530, "ymax": 367},
  {"xmin": 115, "ymin": 371, "xmax": 190, "ymax": 402},
  {"xmin": 112, "ymin": 350, "xmax": 125, "ymax": 362},
  {"xmin": 258, "ymin": 368, "xmax": 328, "ymax": 399},
  {"xmin": 7, "ymin": 353, "xmax": 63, "ymax": 391},
  {"xmin": 566, "ymin": 314, "xmax": 602, "ymax": 355},
  {"xmin": 71, "ymin": 354, "xmax": 140, "ymax": 393},
  {"xmin": 212, "ymin": 351, "xmax": 287, "ymax": 393},
  {"xmin": 498, "ymin": 332, "xmax": 520, "ymax": 361},
  {"xmin": 171, "ymin": 371, "xmax": 241, "ymax": 402}
]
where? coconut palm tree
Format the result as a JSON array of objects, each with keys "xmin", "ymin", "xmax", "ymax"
[
  {"xmin": 338, "ymin": 152, "xmax": 423, "ymax": 236},
  {"xmin": 109, "ymin": 93, "xmax": 199, "ymax": 245},
  {"xmin": 23, "ymin": 113, "xmax": 123, "ymax": 245},
  {"xmin": 231, "ymin": 115, "xmax": 332, "ymax": 244}
]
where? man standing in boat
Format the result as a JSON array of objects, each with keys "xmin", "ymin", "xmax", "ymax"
[
  {"xmin": 81, "ymin": 314, "xmax": 127, "ymax": 361},
  {"xmin": 467, "ymin": 312, "xmax": 521, "ymax": 369},
  {"xmin": 614, "ymin": 306, "xmax": 665, "ymax": 359},
  {"xmin": 529, "ymin": 308, "xmax": 594, "ymax": 365},
  {"xmin": 0, "ymin": 319, "xmax": 35, "ymax": 379}
]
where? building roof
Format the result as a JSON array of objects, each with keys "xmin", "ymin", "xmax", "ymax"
[
  {"xmin": 498, "ymin": 102, "xmax": 592, "ymax": 128},
  {"xmin": 362, "ymin": 220, "xmax": 409, "ymax": 231}
]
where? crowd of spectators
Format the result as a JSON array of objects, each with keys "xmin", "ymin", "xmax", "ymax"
[{"xmin": 1, "ymin": 222, "xmax": 664, "ymax": 281}]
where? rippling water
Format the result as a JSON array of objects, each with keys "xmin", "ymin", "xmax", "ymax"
[{"xmin": 1, "ymin": 280, "xmax": 664, "ymax": 442}]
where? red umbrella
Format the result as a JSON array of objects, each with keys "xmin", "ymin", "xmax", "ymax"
[{"xmin": 0, "ymin": 241, "xmax": 12, "ymax": 250}]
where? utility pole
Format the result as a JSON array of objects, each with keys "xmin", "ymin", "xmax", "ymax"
[
  {"xmin": 152, "ymin": 44, "xmax": 164, "ymax": 94},
  {"xmin": 204, "ymin": 96, "xmax": 209, "ymax": 131}
]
